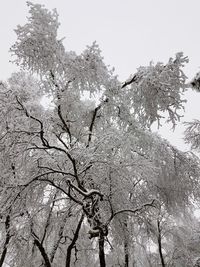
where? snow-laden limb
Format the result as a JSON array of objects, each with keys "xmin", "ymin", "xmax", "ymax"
[
  {"xmin": 121, "ymin": 52, "xmax": 189, "ymax": 128},
  {"xmin": 10, "ymin": 2, "xmax": 64, "ymax": 74}
]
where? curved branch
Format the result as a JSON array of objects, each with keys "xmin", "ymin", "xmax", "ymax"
[
  {"xmin": 67, "ymin": 179, "xmax": 103, "ymax": 199},
  {"xmin": 106, "ymin": 200, "xmax": 156, "ymax": 226},
  {"xmin": 39, "ymin": 179, "xmax": 83, "ymax": 205}
]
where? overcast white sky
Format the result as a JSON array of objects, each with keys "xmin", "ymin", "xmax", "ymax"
[{"xmin": 1, "ymin": 0, "xmax": 200, "ymax": 150}]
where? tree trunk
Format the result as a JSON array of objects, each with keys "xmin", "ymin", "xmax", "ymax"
[
  {"xmin": 157, "ymin": 220, "xmax": 165, "ymax": 267},
  {"xmin": 124, "ymin": 239, "xmax": 129, "ymax": 267},
  {"xmin": 123, "ymin": 219, "xmax": 129, "ymax": 267},
  {"xmin": 50, "ymin": 213, "xmax": 68, "ymax": 262},
  {"xmin": 65, "ymin": 213, "xmax": 84, "ymax": 267},
  {"xmin": 34, "ymin": 238, "xmax": 51, "ymax": 267},
  {"xmin": 99, "ymin": 230, "xmax": 106, "ymax": 267},
  {"xmin": 0, "ymin": 215, "xmax": 11, "ymax": 267}
]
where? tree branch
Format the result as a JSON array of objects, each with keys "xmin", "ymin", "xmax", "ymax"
[
  {"xmin": 67, "ymin": 179, "xmax": 103, "ymax": 199},
  {"xmin": 86, "ymin": 105, "xmax": 101, "ymax": 147},
  {"xmin": 41, "ymin": 192, "xmax": 58, "ymax": 245},
  {"xmin": 86, "ymin": 98, "xmax": 108, "ymax": 148},
  {"xmin": 57, "ymin": 105, "xmax": 72, "ymax": 144},
  {"xmin": 121, "ymin": 74, "xmax": 137, "ymax": 88},
  {"xmin": 106, "ymin": 200, "xmax": 156, "ymax": 225}
]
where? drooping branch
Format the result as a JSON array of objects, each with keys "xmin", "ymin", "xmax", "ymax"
[
  {"xmin": 37, "ymin": 163, "xmax": 76, "ymax": 179},
  {"xmin": 39, "ymin": 178, "xmax": 83, "ymax": 205},
  {"xmin": 8, "ymin": 173, "xmax": 83, "ymax": 212},
  {"xmin": 106, "ymin": 200, "xmax": 156, "ymax": 226},
  {"xmin": 7, "ymin": 172, "xmax": 60, "ymax": 212}
]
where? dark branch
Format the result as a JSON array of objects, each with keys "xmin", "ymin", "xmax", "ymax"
[
  {"xmin": 65, "ymin": 213, "xmax": 84, "ymax": 267},
  {"xmin": 106, "ymin": 200, "xmax": 156, "ymax": 225},
  {"xmin": 0, "ymin": 214, "xmax": 11, "ymax": 267},
  {"xmin": 121, "ymin": 74, "xmax": 137, "ymax": 88},
  {"xmin": 87, "ymin": 105, "xmax": 101, "ymax": 147},
  {"xmin": 86, "ymin": 98, "xmax": 108, "ymax": 148},
  {"xmin": 67, "ymin": 179, "xmax": 103, "ymax": 199},
  {"xmin": 31, "ymin": 231, "xmax": 52, "ymax": 267},
  {"xmin": 57, "ymin": 105, "xmax": 72, "ymax": 144}
]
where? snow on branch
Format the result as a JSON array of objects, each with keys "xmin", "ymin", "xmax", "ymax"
[{"xmin": 66, "ymin": 179, "xmax": 103, "ymax": 199}]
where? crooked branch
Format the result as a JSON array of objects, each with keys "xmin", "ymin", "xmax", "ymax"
[
  {"xmin": 106, "ymin": 199, "xmax": 156, "ymax": 226},
  {"xmin": 67, "ymin": 179, "xmax": 103, "ymax": 199}
]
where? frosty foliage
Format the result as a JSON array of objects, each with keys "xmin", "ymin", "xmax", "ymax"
[
  {"xmin": 184, "ymin": 120, "xmax": 200, "ymax": 151},
  {"xmin": 10, "ymin": 2, "xmax": 64, "ymax": 74},
  {"xmin": 126, "ymin": 52, "xmax": 189, "ymax": 128}
]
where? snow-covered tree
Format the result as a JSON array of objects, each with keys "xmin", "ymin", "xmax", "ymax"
[{"xmin": 0, "ymin": 2, "xmax": 200, "ymax": 267}]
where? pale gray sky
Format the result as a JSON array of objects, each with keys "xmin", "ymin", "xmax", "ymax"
[{"xmin": 1, "ymin": 0, "xmax": 200, "ymax": 150}]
